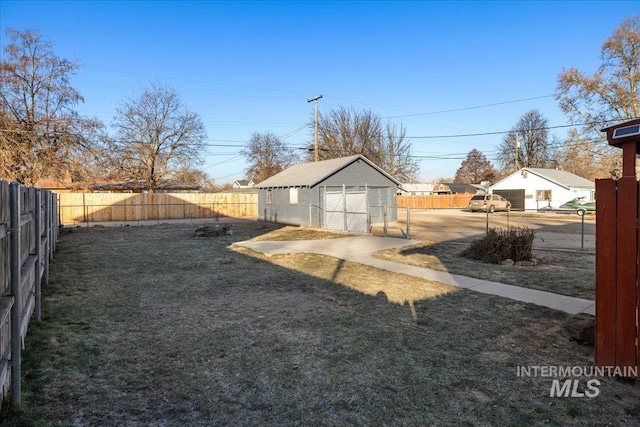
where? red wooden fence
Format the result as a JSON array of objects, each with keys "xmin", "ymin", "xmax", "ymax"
[
  {"xmin": 595, "ymin": 119, "xmax": 640, "ymax": 379},
  {"xmin": 595, "ymin": 177, "xmax": 639, "ymax": 376}
]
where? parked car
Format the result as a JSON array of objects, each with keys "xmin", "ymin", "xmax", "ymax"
[
  {"xmin": 560, "ymin": 197, "xmax": 596, "ymax": 216},
  {"xmin": 468, "ymin": 194, "xmax": 511, "ymax": 213}
]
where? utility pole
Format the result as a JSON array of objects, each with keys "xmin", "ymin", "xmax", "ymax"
[
  {"xmin": 308, "ymin": 95, "xmax": 322, "ymax": 161},
  {"xmin": 514, "ymin": 133, "xmax": 520, "ymax": 172}
]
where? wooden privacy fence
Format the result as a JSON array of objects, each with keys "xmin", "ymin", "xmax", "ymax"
[
  {"xmin": 0, "ymin": 180, "xmax": 58, "ymax": 404},
  {"xmin": 595, "ymin": 177, "xmax": 639, "ymax": 377},
  {"xmin": 595, "ymin": 119, "xmax": 640, "ymax": 379},
  {"xmin": 57, "ymin": 192, "xmax": 257, "ymax": 224},
  {"xmin": 397, "ymin": 194, "xmax": 475, "ymax": 209}
]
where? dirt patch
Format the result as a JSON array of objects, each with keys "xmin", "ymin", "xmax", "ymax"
[
  {"xmin": 7, "ymin": 222, "xmax": 636, "ymax": 426},
  {"xmin": 249, "ymin": 225, "xmax": 351, "ymax": 241},
  {"xmin": 373, "ymin": 240, "xmax": 595, "ymax": 300}
]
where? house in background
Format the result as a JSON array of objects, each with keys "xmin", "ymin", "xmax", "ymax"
[
  {"xmin": 35, "ymin": 178, "xmax": 75, "ymax": 193},
  {"xmin": 399, "ymin": 183, "xmax": 451, "ymax": 195},
  {"xmin": 255, "ymin": 155, "xmax": 400, "ymax": 233},
  {"xmin": 87, "ymin": 180, "xmax": 202, "ymax": 193},
  {"xmin": 442, "ymin": 183, "xmax": 482, "ymax": 194},
  {"xmin": 489, "ymin": 168, "xmax": 595, "ymax": 211},
  {"xmin": 233, "ymin": 179, "xmax": 255, "ymax": 189},
  {"xmin": 35, "ymin": 179, "xmax": 202, "ymax": 193}
]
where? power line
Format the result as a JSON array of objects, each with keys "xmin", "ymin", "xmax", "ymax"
[
  {"xmin": 202, "ymin": 155, "xmax": 244, "ymax": 171},
  {"xmin": 384, "ymin": 95, "xmax": 557, "ymax": 119},
  {"xmin": 405, "ymin": 120, "xmax": 623, "ymax": 139},
  {"xmin": 212, "ymin": 170, "xmax": 245, "ymax": 181},
  {"xmin": 280, "ymin": 124, "xmax": 311, "ymax": 141},
  {"xmin": 81, "ymin": 69, "xmax": 569, "ymax": 124},
  {"xmin": 84, "ymin": 67, "xmax": 316, "ymax": 97}
]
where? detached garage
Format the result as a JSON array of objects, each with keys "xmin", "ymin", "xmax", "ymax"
[{"xmin": 255, "ymin": 155, "xmax": 401, "ymax": 233}]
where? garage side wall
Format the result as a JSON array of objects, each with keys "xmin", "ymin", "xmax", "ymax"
[{"xmin": 258, "ymin": 187, "xmax": 318, "ymax": 226}]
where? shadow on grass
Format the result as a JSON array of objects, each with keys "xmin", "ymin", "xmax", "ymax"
[
  {"xmin": 373, "ymin": 226, "xmax": 595, "ymax": 300},
  {"xmin": 4, "ymin": 221, "xmax": 632, "ymax": 426}
]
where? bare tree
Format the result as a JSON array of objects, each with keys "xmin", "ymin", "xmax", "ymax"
[
  {"xmin": 454, "ymin": 149, "xmax": 497, "ymax": 184},
  {"xmin": 315, "ymin": 106, "xmax": 419, "ymax": 181},
  {"xmin": 110, "ymin": 83, "xmax": 206, "ymax": 192},
  {"xmin": 211, "ymin": 182, "xmax": 234, "ymax": 192},
  {"xmin": 241, "ymin": 132, "xmax": 299, "ymax": 183},
  {"xmin": 0, "ymin": 28, "xmax": 104, "ymax": 184},
  {"xmin": 170, "ymin": 160, "xmax": 216, "ymax": 191},
  {"xmin": 497, "ymin": 110, "xmax": 552, "ymax": 172},
  {"xmin": 378, "ymin": 122, "xmax": 419, "ymax": 181},
  {"xmin": 556, "ymin": 15, "xmax": 640, "ymax": 178}
]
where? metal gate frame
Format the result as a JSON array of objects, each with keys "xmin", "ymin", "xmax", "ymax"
[{"xmin": 323, "ymin": 185, "xmax": 369, "ymax": 233}]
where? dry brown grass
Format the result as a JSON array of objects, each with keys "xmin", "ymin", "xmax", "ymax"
[
  {"xmin": 249, "ymin": 225, "xmax": 351, "ymax": 241},
  {"xmin": 6, "ymin": 222, "xmax": 637, "ymax": 427},
  {"xmin": 374, "ymin": 240, "xmax": 595, "ymax": 300}
]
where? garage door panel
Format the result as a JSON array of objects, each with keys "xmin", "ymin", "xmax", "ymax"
[
  {"xmin": 346, "ymin": 192, "xmax": 366, "ymax": 211},
  {"xmin": 325, "ymin": 191, "xmax": 368, "ymax": 233},
  {"xmin": 493, "ymin": 190, "xmax": 525, "ymax": 211},
  {"xmin": 325, "ymin": 192, "xmax": 344, "ymax": 231},
  {"xmin": 346, "ymin": 213, "xmax": 368, "ymax": 233}
]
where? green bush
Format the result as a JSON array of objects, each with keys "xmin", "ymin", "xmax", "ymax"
[{"xmin": 460, "ymin": 227, "xmax": 535, "ymax": 264}]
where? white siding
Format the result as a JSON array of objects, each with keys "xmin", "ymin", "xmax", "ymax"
[{"xmin": 490, "ymin": 170, "xmax": 593, "ymax": 210}]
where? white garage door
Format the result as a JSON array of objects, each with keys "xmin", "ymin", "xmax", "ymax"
[{"xmin": 325, "ymin": 191, "xmax": 368, "ymax": 233}]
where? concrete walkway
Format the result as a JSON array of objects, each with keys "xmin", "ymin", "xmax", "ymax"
[{"xmin": 235, "ymin": 235, "xmax": 595, "ymax": 316}]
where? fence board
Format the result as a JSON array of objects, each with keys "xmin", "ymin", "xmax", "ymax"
[
  {"xmin": 57, "ymin": 192, "xmax": 258, "ymax": 224},
  {"xmin": 595, "ymin": 179, "xmax": 617, "ymax": 367},
  {"xmin": 397, "ymin": 194, "xmax": 474, "ymax": 209},
  {"xmin": 637, "ymin": 182, "xmax": 640, "ymax": 378},
  {"xmin": 0, "ymin": 180, "xmax": 58, "ymax": 404},
  {"xmin": 0, "ymin": 181, "xmax": 9, "ymax": 296},
  {"xmin": 614, "ymin": 177, "xmax": 637, "ymax": 369}
]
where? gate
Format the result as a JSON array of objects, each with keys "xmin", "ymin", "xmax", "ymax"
[{"xmin": 325, "ymin": 189, "xmax": 368, "ymax": 233}]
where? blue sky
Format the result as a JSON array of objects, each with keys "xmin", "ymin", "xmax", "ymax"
[{"xmin": 1, "ymin": 1, "xmax": 638, "ymax": 183}]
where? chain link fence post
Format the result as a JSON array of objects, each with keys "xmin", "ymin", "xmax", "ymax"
[
  {"xmin": 485, "ymin": 208, "xmax": 489, "ymax": 234},
  {"xmin": 383, "ymin": 204, "xmax": 388, "ymax": 237},
  {"xmin": 581, "ymin": 212, "xmax": 585, "ymax": 251}
]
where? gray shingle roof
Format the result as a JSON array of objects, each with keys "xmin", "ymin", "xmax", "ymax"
[
  {"xmin": 255, "ymin": 155, "xmax": 400, "ymax": 188},
  {"xmin": 525, "ymin": 168, "xmax": 594, "ymax": 189}
]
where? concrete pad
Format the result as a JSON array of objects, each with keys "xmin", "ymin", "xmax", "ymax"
[
  {"xmin": 351, "ymin": 256, "xmax": 488, "ymax": 289},
  {"xmin": 580, "ymin": 303, "xmax": 595, "ymax": 316},
  {"xmin": 459, "ymin": 281, "xmax": 595, "ymax": 315},
  {"xmin": 236, "ymin": 236, "xmax": 419, "ymax": 258}
]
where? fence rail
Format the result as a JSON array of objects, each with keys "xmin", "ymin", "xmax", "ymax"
[
  {"xmin": 0, "ymin": 180, "xmax": 58, "ymax": 404},
  {"xmin": 57, "ymin": 192, "xmax": 257, "ymax": 224},
  {"xmin": 397, "ymin": 194, "xmax": 475, "ymax": 209}
]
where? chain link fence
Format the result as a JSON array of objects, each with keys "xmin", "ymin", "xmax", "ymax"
[{"xmin": 382, "ymin": 208, "xmax": 595, "ymax": 252}]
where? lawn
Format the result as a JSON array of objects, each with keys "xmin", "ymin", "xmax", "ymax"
[
  {"xmin": 373, "ymin": 241, "xmax": 595, "ymax": 300},
  {"xmin": 2, "ymin": 221, "xmax": 636, "ymax": 426}
]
